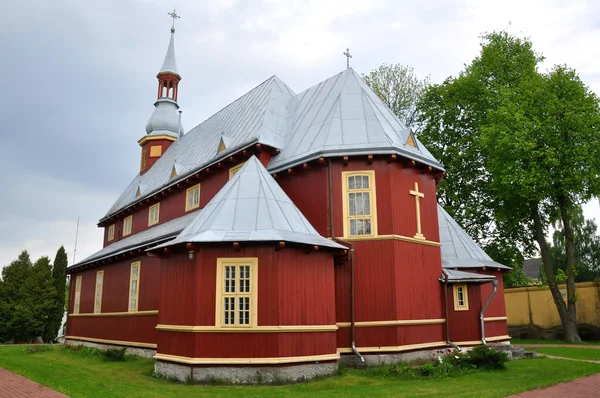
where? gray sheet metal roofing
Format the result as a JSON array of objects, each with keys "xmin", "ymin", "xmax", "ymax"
[
  {"xmin": 441, "ymin": 268, "xmax": 496, "ymax": 283},
  {"xmin": 438, "ymin": 205, "xmax": 511, "ymax": 270},
  {"xmin": 159, "ymin": 32, "xmax": 178, "ymax": 75},
  {"xmin": 153, "ymin": 156, "xmax": 346, "ymax": 250},
  {"xmin": 103, "ymin": 68, "xmax": 441, "ymax": 220},
  {"xmin": 69, "ymin": 211, "xmax": 198, "ymax": 269}
]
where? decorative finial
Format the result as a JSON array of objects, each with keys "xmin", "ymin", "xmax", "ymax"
[
  {"xmin": 343, "ymin": 48, "xmax": 352, "ymax": 69},
  {"xmin": 168, "ymin": 8, "xmax": 180, "ymax": 33}
]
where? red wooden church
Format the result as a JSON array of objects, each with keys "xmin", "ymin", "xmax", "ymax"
[{"xmin": 65, "ymin": 21, "xmax": 511, "ymax": 382}]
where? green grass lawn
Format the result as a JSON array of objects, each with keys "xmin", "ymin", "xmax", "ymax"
[
  {"xmin": 527, "ymin": 347, "xmax": 600, "ymax": 361},
  {"xmin": 0, "ymin": 345, "xmax": 599, "ymax": 398},
  {"xmin": 512, "ymin": 339, "xmax": 600, "ymax": 346}
]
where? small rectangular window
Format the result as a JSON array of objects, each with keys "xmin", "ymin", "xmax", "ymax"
[
  {"xmin": 140, "ymin": 148, "xmax": 148, "ymax": 172},
  {"xmin": 148, "ymin": 203, "xmax": 160, "ymax": 226},
  {"xmin": 107, "ymin": 224, "xmax": 115, "ymax": 241},
  {"xmin": 149, "ymin": 145, "xmax": 162, "ymax": 157},
  {"xmin": 229, "ymin": 162, "xmax": 246, "ymax": 179},
  {"xmin": 342, "ymin": 171, "xmax": 377, "ymax": 237},
  {"xmin": 129, "ymin": 262, "xmax": 141, "ymax": 312},
  {"xmin": 216, "ymin": 258, "xmax": 257, "ymax": 328},
  {"xmin": 453, "ymin": 284, "xmax": 469, "ymax": 311},
  {"xmin": 123, "ymin": 215, "xmax": 133, "ymax": 237},
  {"xmin": 94, "ymin": 271, "xmax": 104, "ymax": 313},
  {"xmin": 185, "ymin": 184, "xmax": 201, "ymax": 212},
  {"xmin": 74, "ymin": 276, "xmax": 82, "ymax": 314}
]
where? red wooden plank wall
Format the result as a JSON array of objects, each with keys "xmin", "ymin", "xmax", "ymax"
[{"xmin": 447, "ymin": 284, "xmax": 482, "ymax": 342}]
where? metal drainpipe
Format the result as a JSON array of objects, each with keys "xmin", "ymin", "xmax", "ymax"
[
  {"xmin": 480, "ymin": 279, "xmax": 498, "ymax": 346},
  {"xmin": 443, "ymin": 273, "xmax": 461, "ymax": 351},
  {"xmin": 328, "ymin": 159, "xmax": 364, "ymax": 365}
]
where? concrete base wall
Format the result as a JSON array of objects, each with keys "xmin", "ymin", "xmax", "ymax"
[
  {"xmin": 64, "ymin": 339, "xmax": 156, "ymax": 358},
  {"xmin": 154, "ymin": 360, "xmax": 338, "ymax": 384}
]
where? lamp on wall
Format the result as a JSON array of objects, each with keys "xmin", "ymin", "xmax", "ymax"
[{"xmin": 188, "ymin": 250, "xmax": 195, "ymax": 260}]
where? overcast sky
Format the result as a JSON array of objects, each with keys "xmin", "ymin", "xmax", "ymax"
[{"xmin": 1, "ymin": 0, "xmax": 599, "ymax": 267}]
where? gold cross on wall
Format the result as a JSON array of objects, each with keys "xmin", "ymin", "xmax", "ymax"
[{"xmin": 409, "ymin": 182, "xmax": 425, "ymax": 240}]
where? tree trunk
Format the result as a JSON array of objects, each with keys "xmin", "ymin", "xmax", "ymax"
[
  {"xmin": 531, "ymin": 204, "xmax": 572, "ymax": 339},
  {"xmin": 558, "ymin": 196, "xmax": 582, "ymax": 342}
]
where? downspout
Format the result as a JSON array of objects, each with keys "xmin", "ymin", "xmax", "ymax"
[
  {"xmin": 328, "ymin": 159, "xmax": 364, "ymax": 365},
  {"xmin": 480, "ymin": 279, "xmax": 498, "ymax": 346},
  {"xmin": 443, "ymin": 272, "xmax": 461, "ymax": 351}
]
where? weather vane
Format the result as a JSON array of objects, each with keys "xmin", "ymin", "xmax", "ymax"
[
  {"xmin": 343, "ymin": 48, "xmax": 352, "ymax": 69},
  {"xmin": 168, "ymin": 8, "xmax": 180, "ymax": 33}
]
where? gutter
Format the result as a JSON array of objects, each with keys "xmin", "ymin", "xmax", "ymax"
[
  {"xmin": 480, "ymin": 279, "xmax": 498, "ymax": 345},
  {"xmin": 442, "ymin": 272, "xmax": 461, "ymax": 351},
  {"xmin": 328, "ymin": 158, "xmax": 364, "ymax": 365}
]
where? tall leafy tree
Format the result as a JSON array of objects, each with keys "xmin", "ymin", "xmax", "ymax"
[
  {"xmin": 481, "ymin": 61, "xmax": 600, "ymax": 342},
  {"xmin": 27, "ymin": 256, "xmax": 56, "ymax": 341},
  {"xmin": 43, "ymin": 246, "xmax": 68, "ymax": 341},
  {"xmin": 363, "ymin": 63, "xmax": 430, "ymax": 131}
]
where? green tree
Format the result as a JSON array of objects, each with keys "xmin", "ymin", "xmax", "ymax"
[
  {"xmin": 27, "ymin": 256, "xmax": 56, "ymax": 341},
  {"xmin": 481, "ymin": 60, "xmax": 600, "ymax": 342},
  {"xmin": 43, "ymin": 246, "xmax": 68, "ymax": 341},
  {"xmin": 549, "ymin": 207, "xmax": 600, "ymax": 282},
  {"xmin": 363, "ymin": 63, "xmax": 430, "ymax": 131}
]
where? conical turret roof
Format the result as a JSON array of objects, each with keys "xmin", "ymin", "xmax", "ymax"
[
  {"xmin": 159, "ymin": 31, "xmax": 179, "ymax": 76},
  {"xmin": 154, "ymin": 156, "xmax": 346, "ymax": 250}
]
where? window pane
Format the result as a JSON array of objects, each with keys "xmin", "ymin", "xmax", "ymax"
[
  {"xmin": 355, "ymin": 176, "xmax": 363, "ymax": 189},
  {"xmin": 350, "ymin": 219, "xmax": 356, "ymax": 235},
  {"xmin": 363, "ymin": 193, "xmax": 371, "ymax": 215},
  {"xmin": 357, "ymin": 219, "xmax": 364, "ymax": 235},
  {"xmin": 356, "ymin": 193, "xmax": 364, "ymax": 215},
  {"xmin": 132, "ymin": 265, "xmax": 138, "ymax": 278},
  {"xmin": 365, "ymin": 219, "xmax": 372, "ymax": 234},
  {"xmin": 131, "ymin": 280, "xmax": 137, "ymax": 290},
  {"xmin": 349, "ymin": 193, "xmax": 356, "ymax": 216},
  {"xmin": 348, "ymin": 176, "xmax": 355, "ymax": 189},
  {"xmin": 362, "ymin": 176, "xmax": 369, "ymax": 189}
]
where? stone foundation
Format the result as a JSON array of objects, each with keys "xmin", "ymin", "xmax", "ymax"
[
  {"xmin": 154, "ymin": 360, "xmax": 338, "ymax": 384},
  {"xmin": 64, "ymin": 339, "xmax": 156, "ymax": 358}
]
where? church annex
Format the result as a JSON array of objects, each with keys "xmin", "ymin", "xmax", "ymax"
[{"xmin": 65, "ymin": 18, "xmax": 511, "ymax": 382}]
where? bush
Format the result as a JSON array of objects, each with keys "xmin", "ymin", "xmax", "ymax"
[
  {"xmin": 418, "ymin": 363, "xmax": 435, "ymax": 376},
  {"xmin": 466, "ymin": 345, "xmax": 509, "ymax": 369},
  {"xmin": 101, "ymin": 347, "xmax": 127, "ymax": 361}
]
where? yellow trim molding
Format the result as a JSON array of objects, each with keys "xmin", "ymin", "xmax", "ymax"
[
  {"xmin": 337, "ymin": 341, "xmax": 447, "ymax": 354},
  {"xmin": 484, "ymin": 316, "xmax": 508, "ymax": 322},
  {"xmin": 154, "ymin": 352, "xmax": 339, "ymax": 365},
  {"xmin": 156, "ymin": 324, "xmax": 338, "ymax": 333},
  {"xmin": 336, "ymin": 319, "xmax": 445, "ymax": 328},
  {"xmin": 138, "ymin": 134, "xmax": 177, "ymax": 146},
  {"xmin": 65, "ymin": 336, "xmax": 157, "ymax": 349},
  {"xmin": 453, "ymin": 335, "xmax": 511, "ymax": 346},
  {"xmin": 69, "ymin": 310, "xmax": 158, "ymax": 317},
  {"xmin": 334, "ymin": 234, "xmax": 441, "ymax": 247}
]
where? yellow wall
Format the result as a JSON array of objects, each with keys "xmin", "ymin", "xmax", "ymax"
[{"xmin": 505, "ymin": 282, "xmax": 600, "ymax": 331}]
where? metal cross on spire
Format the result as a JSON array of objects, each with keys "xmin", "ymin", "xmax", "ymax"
[
  {"xmin": 168, "ymin": 8, "xmax": 180, "ymax": 33},
  {"xmin": 343, "ymin": 48, "xmax": 352, "ymax": 69}
]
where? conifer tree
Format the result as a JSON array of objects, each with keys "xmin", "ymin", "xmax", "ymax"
[{"xmin": 43, "ymin": 246, "xmax": 68, "ymax": 341}]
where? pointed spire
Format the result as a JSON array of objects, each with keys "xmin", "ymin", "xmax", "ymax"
[{"xmin": 159, "ymin": 30, "xmax": 179, "ymax": 76}]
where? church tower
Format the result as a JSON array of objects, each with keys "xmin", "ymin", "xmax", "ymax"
[{"xmin": 139, "ymin": 9, "xmax": 184, "ymax": 175}]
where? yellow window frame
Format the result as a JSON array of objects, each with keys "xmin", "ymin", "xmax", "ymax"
[
  {"xmin": 94, "ymin": 270, "xmax": 104, "ymax": 314},
  {"xmin": 185, "ymin": 184, "xmax": 201, "ymax": 212},
  {"xmin": 341, "ymin": 170, "xmax": 378, "ymax": 238},
  {"xmin": 107, "ymin": 224, "xmax": 115, "ymax": 241},
  {"xmin": 229, "ymin": 162, "xmax": 246, "ymax": 179},
  {"xmin": 453, "ymin": 284, "xmax": 469, "ymax": 311},
  {"xmin": 140, "ymin": 148, "xmax": 147, "ymax": 172},
  {"xmin": 74, "ymin": 275, "xmax": 82, "ymax": 314},
  {"xmin": 128, "ymin": 262, "xmax": 141, "ymax": 312},
  {"xmin": 215, "ymin": 257, "xmax": 258, "ymax": 328},
  {"xmin": 123, "ymin": 215, "xmax": 133, "ymax": 237},
  {"xmin": 148, "ymin": 203, "xmax": 160, "ymax": 226}
]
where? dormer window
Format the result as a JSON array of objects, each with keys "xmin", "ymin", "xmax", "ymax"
[{"xmin": 107, "ymin": 224, "xmax": 115, "ymax": 241}]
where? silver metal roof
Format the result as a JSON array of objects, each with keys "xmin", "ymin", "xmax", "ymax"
[
  {"xmin": 154, "ymin": 156, "xmax": 346, "ymax": 250},
  {"xmin": 441, "ymin": 268, "xmax": 496, "ymax": 283},
  {"xmin": 104, "ymin": 68, "xmax": 442, "ymax": 220},
  {"xmin": 69, "ymin": 211, "xmax": 198, "ymax": 269},
  {"xmin": 104, "ymin": 75, "xmax": 295, "ymax": 218},
  {"xmin": 438, "ymin": 205, "xmax": 511, "ymax": 270},
  {"xmin": 159, "ymin": 31, "xmax": 178, "ymax": 75},
  {"xmin": 268, "ymin": 68, "xmax": 442, "ymax": 172}
]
